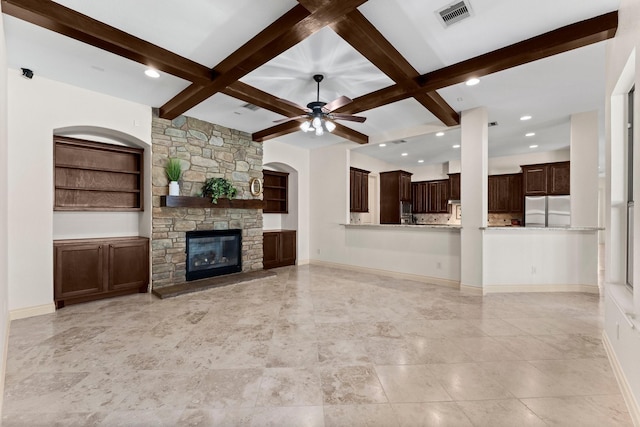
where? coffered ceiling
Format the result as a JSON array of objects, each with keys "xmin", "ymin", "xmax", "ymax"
[{"xmin": 1, "ymin": 0, "xmax": 620, "ymax": 166}]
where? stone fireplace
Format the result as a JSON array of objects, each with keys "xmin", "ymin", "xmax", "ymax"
[{"xmin": 151, "ymin": 112, "xmax": 263, "ymax": 288}]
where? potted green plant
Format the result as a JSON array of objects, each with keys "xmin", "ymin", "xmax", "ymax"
[
  {"xmin": 165, "ymin": 158, "xmax": 182, "ymax": 196},
  {"xmin": 201, "ymin": 177, "xmax": 238, "ymax": 204}
]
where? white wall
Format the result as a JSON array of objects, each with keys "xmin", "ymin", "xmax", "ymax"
[
  {"xmin": 487, "ymin": 148, "xmax": 570, "ymax": 175},
  {"xmin": 262, "ymin": 139, "xmax": 310, "ymax": 263},
  {"xmin": 483, "ymin": 229, "xmax": 599, "ymax": 292},
  {"xmin": 7, "ymin": 71, "xmax": 151, "ymax": 313},
  {"xmin": 0, "ymin": 14, "xmax": 10, "ymax": 416},
  {"xmin": 604, "ymin": 0, "xmax": 640, "ymax": 422},
  {"xmin": 570, "ymin": 111, "xmax": 599, "ymax": 227}
]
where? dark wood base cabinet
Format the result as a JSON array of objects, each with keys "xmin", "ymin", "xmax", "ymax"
[
  {"xmin": 263, "ymin": 230, "xmax": 296, "ymax": 269},
  {"xmin": 54, "ymin": 236, "xmax": 149, "ymax": 308}
]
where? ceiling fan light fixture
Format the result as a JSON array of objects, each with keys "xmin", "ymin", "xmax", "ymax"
[
  {"xmin": 325, "ymin": 120, "xmax": 336, "ymax": 132},
  {"xmin": 300, "ymin": 121, "xmax": 312, "ymax": 132},
  {"xmin": 315, "ymin": 126, "xmax": 324, "ymax": 136},
  {"xmin": 312, "ymin": 116, "xmax": 322, "ymax": 129}
]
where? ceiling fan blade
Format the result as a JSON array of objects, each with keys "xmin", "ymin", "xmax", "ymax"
[
  {"xmin": 277, "ymin": 98, "xmax": 311, "ymax": 113},
  {"xmin": 332, "ymin": 113, "xmax": 367, "ymax": 123},
  {"xmin": 273, "ymin": 115, "xmax": 308, "ymax": 124},
  {"xmin": 322, "ymin": 96, "xmax": 352, "ymax": 113}
]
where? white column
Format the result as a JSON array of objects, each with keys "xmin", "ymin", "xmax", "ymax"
[
  {"xmin": 460, "ymin": 107, "xmax": 488, "ymax": 291},
  {"xmin": 570, "ymin": 111, "xmax": 599, "ymax": 227}
]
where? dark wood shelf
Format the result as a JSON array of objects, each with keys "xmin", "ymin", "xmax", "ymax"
[{"xmin": 161, "ymin": 196, "xmax": 264, "ymax": 209}]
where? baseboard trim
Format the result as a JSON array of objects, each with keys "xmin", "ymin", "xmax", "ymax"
[
  {"xmin": 309, "ymin": 259, "xmax": 460, "ymax": 288},
  {"xmin": 483, "ymin": 283, "xmax": 600, "ymax": 294},
  {"xmin": 603, "ymin": 331, "xmax": 640, "ymax": 427},
  {"xmin": 297, "ymin": 258, "xmax": 310, "ymax": 266},
  {"xmin": 460, "ymin": 284, "xmax": 483, "ymax": 295},
  {"xmin": 9, "ymin": 303, "xmax": 56, "ymax": 321}
]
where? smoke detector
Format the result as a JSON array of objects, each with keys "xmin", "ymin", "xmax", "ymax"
[{"xmin": 436, "ymin": 1, "xmax": 473, "ymax": 28}]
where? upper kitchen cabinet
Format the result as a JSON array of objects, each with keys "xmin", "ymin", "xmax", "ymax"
[
  {"xmin": 448, "ymin": 173, "xmax": 461, "ymax": 201},
  {"xmin": 380, "ymin": 170, "xmax": 412, "ymax": 224},
  {"xmin": 521, "ymin": 161, "xmax": 570, "ymax": 196},
  {"xmin": 488, "ymin": 173, "xmax": 523, "ymax": 213},
  {"xmin": 411, "ymin": 182, "xmax": 428, "ymax": 214},
  {"xmin": 350, "ymin": 167, "xmax": 370, "ymax": 213},
  {"xmin": 428, "ymin": 180, "xmax": 449, "ymax": 213},
  {"xmin": 547, "ymin": 162, "xmax": 570, "ymax": 195}
]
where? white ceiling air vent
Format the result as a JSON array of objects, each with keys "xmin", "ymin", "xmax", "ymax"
[
  {"xmin": 488, "ymin": 121, "xmax": 498, "ymax": 127},
  {"xmin": 241, "ymin": 103, "xmax": 260, "ymax": 111},
  {"xmin": 436, "ymin": 1, "xmax": 472, "ymax": 28},
  {"xmin": 391, "ymin": 139, "xmax": 407, "ymax": 144}
]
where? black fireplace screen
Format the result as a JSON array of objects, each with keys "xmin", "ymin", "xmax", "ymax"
[{"xmin": 185, "ymin": 229, "xmax": 242, "ymax": 281}]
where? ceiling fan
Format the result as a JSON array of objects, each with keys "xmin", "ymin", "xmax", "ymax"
[{"xmin": 274, "ymin": 74, "xmax": 366, "ymax": 136}]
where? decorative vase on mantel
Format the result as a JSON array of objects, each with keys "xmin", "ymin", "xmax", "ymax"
[
  {"xmin": 169, "ymin": 181, "xmax": 180, "ymax": 196},
  {"xmin": 165, "ymin": 158, "xmax": 182, "ymax": 197}
]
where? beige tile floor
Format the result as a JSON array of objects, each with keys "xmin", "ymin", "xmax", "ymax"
[{"xmin": 1, "ymin": 265, "xmax": 633, "ymax": 426}]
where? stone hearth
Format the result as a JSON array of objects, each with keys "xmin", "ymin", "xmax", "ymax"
[{"xmin": 151, "ymin": 112, "xmax": 263, "ymax": 288}]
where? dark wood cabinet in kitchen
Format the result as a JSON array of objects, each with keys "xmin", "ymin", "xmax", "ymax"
[
  {"xmin": 448, "ymin": 173, "xmax": 460, "ymax": 200},
  {"xmin": 547, "ymin": 161, "xmax": 570, "ymax": 195},
  {"xmin": 54, "ymin": 236, "xmax": 149, "ymax": 308},
  {"xmin": 428, "ymin": 180, "xmax": 449, "ymax": 213},
  {"xmin": 380, "ymin": 170, "xmax": 413, "ymax": 224},
  {"xmin": 350, "ymin": 167, "xmax": 370, "ymax": 213},
  {"xmin": 522, "ymin": 162, "xmax": 570, "ymax": 196},
  {"xmin": 411, "ymin": 182, "xmax": 428, "ymax": 214},
  {"xmin": 263, "ymin": 230, "xmax": 296, "ymax": 269},
  {"xmin": 488, "ymin": 173, "xmax": 523, "ymax": 213}
]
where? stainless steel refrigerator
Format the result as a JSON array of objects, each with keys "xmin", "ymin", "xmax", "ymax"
[{"xmin": 525, "ymin": 195, "xmax": 571, "ymax": 227}]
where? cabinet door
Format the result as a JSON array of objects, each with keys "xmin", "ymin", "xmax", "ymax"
[
  {"xmin": 448, "ymin": 173, "xmax": 460, "ymax": 200},
  {"xmin": 411, "ymin": 182, "xmax": 427, "ymax": 213},
  {"xmin": 438, "ymin": 181, "xmax": 449, "ymax": 212},
  {"xmin": 54, "ymin": 243, "xmax": 105, "ymax": 300},
  {"xmin": 548, "ymin": 162, "xmax": 570, "ymax": 195},
  {"xmin": 523, "ymin": 166, "xmax": 548, "ymax": 195},
  {"xmin": 350, "ymin": 169, "xmax": 359, "ymax": 212},
  {"xmin": 361, "ymin": 173, "xmax": 369, "ymax": 213},
  {"xmin": 488, "ymin": 176, "xmax": 509, "ymax": 213},
  {"xmin": 108, "ymin": 239, "xmax": 149, "ymax": 291},
  {"xmin": 279, "ymin": 231, "xmax": 297, "ymax": 266},
  {"xmin": 400, "ymin": 173, "xmax": 412, "ymax": 201},
  {"xmin": 509, "ymin": 173, "xmax": 523, "ymax": 212},
  {"xmin": 263, "ymin": 232, "xmax": 279, "ymax": 269}
]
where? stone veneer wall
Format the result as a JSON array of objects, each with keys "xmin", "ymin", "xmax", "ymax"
[{"xmin": 151, "ymin": 112, "xmax": 263, "ymax": 288}]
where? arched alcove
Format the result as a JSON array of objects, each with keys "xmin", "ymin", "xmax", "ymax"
[
  {"xmin": 52, "ymin": 125, "xmax": 152, "ymax": 240},
  {"xmin": 263, "ymin": 161, "xmax": 299, "ymax": 232}
]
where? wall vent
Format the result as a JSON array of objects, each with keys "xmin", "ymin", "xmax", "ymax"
[
  {"xmin": 436, "ymin": 1, "xmax": 472, "ymax": 27},
  {"xmin": 391, "ymin": 139, "xmax": 407, "ymax": 144},
  {"xmin": 488, "ymin": 121, "xmax": 498, "ymax": 127},
  {"xmin": 241, "ymin": 103, "xmax": 260, "ymax": 111}
]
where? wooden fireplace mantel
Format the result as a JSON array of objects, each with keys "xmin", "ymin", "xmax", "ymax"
[{"xmin": 160, "ymin": 195, "xmax": 264, "ymax": 209}]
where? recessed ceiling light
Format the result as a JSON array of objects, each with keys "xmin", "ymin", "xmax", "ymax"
[
  {"xmin": 520, "ymin": 115, "xmax": 532, "ymax": 121},
  {"xmin": 418, "ymin": 160, "xmax": 424, "ymax": 163},
  {"xmin": 379, "ymin": 143, "xmax": 387, "ymax": 147},
  {"xmin": 144, "ymin": 68, "xmax": 160, "ymax": 78},
  {"xmin": 453, "ymin": 144, "xmax": 461, "ymax": 149},
  {"xmin": 436, "ymin": 132, "xmax": 445, "ymax": 137},
  {"xmin": 401, "ymin": 152, "xmax": 408, "ymax": 156},
  {"xmin": 529, "ymin": 144, "xmax": 539, "ymax": 149},
  {"xmin": 465, "ymin": 78, "xmax": 480, "ymax": 86},
  {"xmin": 525, "ymin": 132, "xmax": 535, "ymax": 137}
]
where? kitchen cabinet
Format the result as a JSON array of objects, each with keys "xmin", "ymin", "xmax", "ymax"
[
  {"xmin": 488, "ymin": 173, "xmax": 523, "ymax": 213},
  {"xmin": 428, "ymin": 180, "xmax": 449, "ymax": 213},
  {"xmin": 522, "ymin": 162, "xmax": 570, "ymax": 196},
  {"xmin": 263, "ymin": 230, "xmax": 296, "ymax": 269},
  {"xmin": 411, "ymin": 182, "xmax": 428, "ymax": 213},
  {"xmin": 448, "ymin": 173, "xmax": 460, "ymax": 200},
  {"xmin": 263, "ymin": 170, "xmax": 288, "ymax": 213},
  {"xmin": 54, "ymin": 236, "xmax": 149, "ymax": 308},
  {"xmin": 380, "ymin": 170, "xmax": 413, "ymax": 224},
  {"xmin": 350, "ymin": 167, "xmax": 370, "ymax": 213}
]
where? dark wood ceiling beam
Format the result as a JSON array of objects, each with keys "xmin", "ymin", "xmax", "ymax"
[
  {"xmin": 1, "ymin": 0, "xmax": 213, "ymax": 84},
  {"xmin": 417, "ymin": 10, "xmax": 618, "ymax": 92},
  {"xmin": 159, "ymin": 0, "xmax": 368, "ymax": 119},
  {"xmin": 222, "ymin": 81, "xmax": 303, "ymax": 117},
  {"xmin": 327, "ymin": 8, "xmax": 460, "ymax": 126},
  {"xmin": 333, "ymin": 123, "xmax": 369, "ymax": 145}
]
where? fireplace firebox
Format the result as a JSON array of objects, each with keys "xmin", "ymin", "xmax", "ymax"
[{"xmin": 185, "ymin": 229, "xmax": 242, "ymax": 281}]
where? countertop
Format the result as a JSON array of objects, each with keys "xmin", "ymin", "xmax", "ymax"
[
  {"xmin": 481, "ymin": 226, "xmax": 602, "ymax": 231},
  {"xmin": 343, "ymin": 223, "xmax": 461, "ymax": 230}
]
